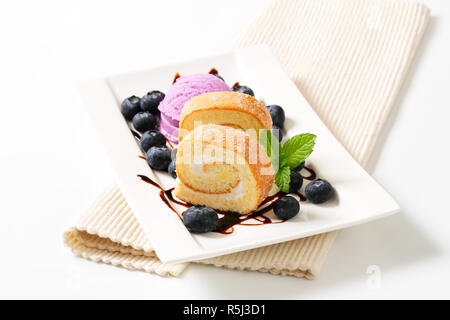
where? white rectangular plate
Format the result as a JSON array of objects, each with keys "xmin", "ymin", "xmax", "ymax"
[{"xmin": 78, "ymin": 46, "xmax": 399, "ymax": 264}]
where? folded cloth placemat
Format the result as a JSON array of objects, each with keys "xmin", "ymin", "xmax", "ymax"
[{"xmin": 64, "ymin": 0, "xmax": 429, "ymax": 279}]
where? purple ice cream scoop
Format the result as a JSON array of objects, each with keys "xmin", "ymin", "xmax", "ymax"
[{"xmin": 158, "ymin": 73, "xmax": 231, "ymax": 143}]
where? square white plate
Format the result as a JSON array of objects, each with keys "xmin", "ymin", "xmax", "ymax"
[{"xmin": 78, "ymin": 46, "xmax": 399, "ymax": 264}]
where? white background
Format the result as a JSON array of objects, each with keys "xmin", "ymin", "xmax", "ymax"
[{"xmin": 0, "ymin": 0, "xmax": 449, "ymax": 299}]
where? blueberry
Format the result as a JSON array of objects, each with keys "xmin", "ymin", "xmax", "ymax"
[
  {"xmin": 140, "ymin": 130, "xmax": 166, "ymax": 152},
  {"xmin": 294, "ymin": 161, "xmax": 305, "ymax": 172},
  {"xmin": 233, "ymin": 85, "xmax": 254, "ymax": 96},
  {"xmin": 182, "ymin": 205, "xmax": 219, "ymax": 233},
  {"xmin": 266, "ymin": 105, "xmax": 285, "ymax": 128},
  {"xmin": 168, "ymin": 160, "xmax": 177, "ymax": 179},
  {"xmin": 171, "ymin": 148, "xmax": 177, "ymax": 161},
  {"xmin": 305, "ymin": 179, "xmax": 334, "ymax": 204},
  {"xmin": 132, "ymin": 112, "xmax": 157, "ymax": 133},
  {"xmin": 273, "ymin": 196, "xmax": 299, "ymax": 220},
  {"xmin": 140, "ymin": 90, "xmax": 165, "ymax": 113},
  {"xmin": 146, "ymin": 146, "xmax": 171, "ymax": 170},
  {"xmin": 289, "ymin": 170, "xmax": 303, "ymax": 193},
  {"xmin": 121, "ymin": 95, "xmax": 141, "ymax": 120},
  {"xmin": 272, "ymin": 125, "xmax": 283, "ymax": 142}
]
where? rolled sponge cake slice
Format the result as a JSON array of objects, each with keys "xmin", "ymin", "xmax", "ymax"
[
  {"xmin": 179, "ymin": 91, "xmax": 272, "ymax": 142},
  {"xmin": 174, "ymin": 124, "xmax": 275, "ymax": 214}
]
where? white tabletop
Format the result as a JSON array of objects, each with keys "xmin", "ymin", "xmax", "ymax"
[{"xmin": 0, "ymin": 0, "xmax": 449, "ymax": 299}]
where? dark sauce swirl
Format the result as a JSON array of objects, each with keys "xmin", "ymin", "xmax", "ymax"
[
  {"xmin": 208, "ymin": 68, "xmax": 219, "ymax": 75},
  {"xmin": 172, "ymin": 72, "xmax": 181, "ymax": 84},
  {"xmin": 132, "ymin": 130, "xmax": 141, "ymax": 142},
  {"xmin": 137, "ymin": 165, "xmax": 315, "ymax": 234},
  {"xmin": 302, "ymin": 166, "xmax": 316, "ymax": 180}
]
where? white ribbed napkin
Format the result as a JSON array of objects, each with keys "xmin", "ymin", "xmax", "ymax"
[{"xmin": 64, "ymin": 0, "xmax": 429, "ymax": 279}]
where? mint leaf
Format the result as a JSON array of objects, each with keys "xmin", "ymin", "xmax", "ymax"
[
  {"xmin": 260, "ymin": 130, "xmax": 316, "ymax": 193},
  {"xmin": 281, "ymin": 133, "xmax": 316, "ymax": 169},
  {"xmin": 275, "ymin": 165, "xmax": 291, "ymax": 193},
  {"xmin": 259, "ymin": 129, "xmax": 282, "ymax": 173}
]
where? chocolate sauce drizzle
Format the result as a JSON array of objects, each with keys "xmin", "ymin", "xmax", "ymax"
[
  {"xmin": 214, "ymin": 193, "xmax": 285, "ymax": 234},
  {"xmin": 208, "ymin": 68, "xmax": 219, "ymax": 75},
  {"xmin": 137, "ymin": 174, "xmax": 180, "ymax": 215},
  {"xmin": 132, "ymin": 130, "xmax": 141, "ymax": 142},
  {"xmin": 172, "ymin": 72, "xmax": 181, "ymax": 84},
  {"xmin": 137, "ymin": 165, "xmax": 316, "ymax": 234},
  {"xmin": 302, "ymin": 166, "xmax": 316, "ymax": 180}
]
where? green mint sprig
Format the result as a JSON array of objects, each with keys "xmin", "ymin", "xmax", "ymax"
[{"xmin": 259, "ymin": 130, "xmax": 316, "ymax": 193}]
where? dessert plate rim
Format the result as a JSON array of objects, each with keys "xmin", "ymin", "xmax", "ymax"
[{"xmin": 77, "ymin": 45, "xmax": 400, "ymax": 264}]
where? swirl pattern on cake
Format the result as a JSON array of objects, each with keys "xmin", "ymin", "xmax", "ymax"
[
  {"xmin": 179, "ymin": 91, "xmax": 272, "ymax": 142},
  {"xmin": 174, "ymin": 124, "xmax": 275, "ymax": 214}
]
